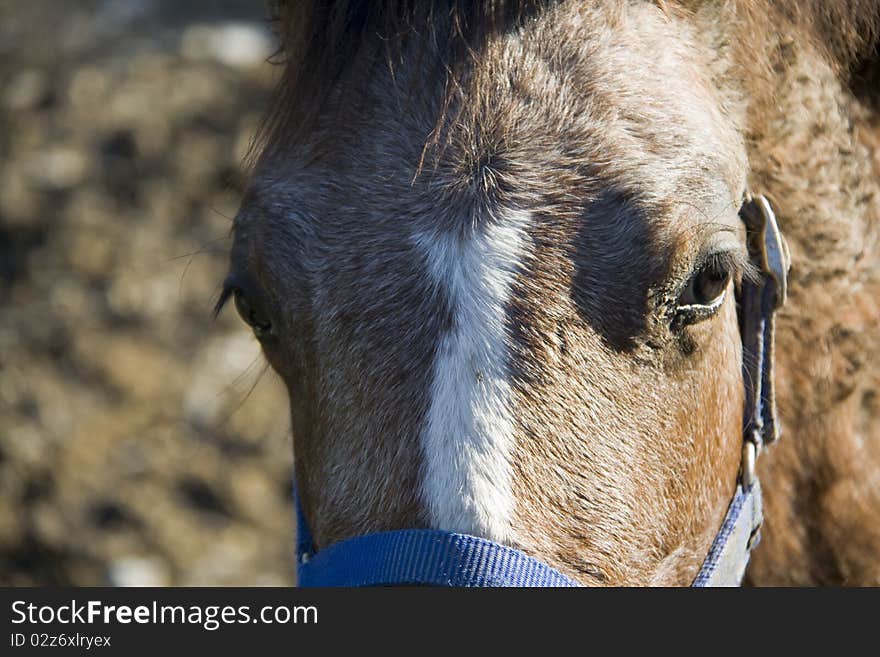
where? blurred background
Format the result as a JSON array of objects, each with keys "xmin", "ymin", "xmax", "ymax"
[{"xmin": 0, "ymin": 0, "xmax": 296, "ymax": 585}]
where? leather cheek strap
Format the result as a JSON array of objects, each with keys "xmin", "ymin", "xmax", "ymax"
[{"xmin": 737, "ymin": 194, "xmax": 791, "ymax": 476}]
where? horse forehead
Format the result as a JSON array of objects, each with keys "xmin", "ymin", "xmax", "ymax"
[{"xmin": 240, "ymin": 6, "xmax": 746, "ymax": 264}]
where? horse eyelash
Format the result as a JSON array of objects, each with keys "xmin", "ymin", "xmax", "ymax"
[
  {"xmin": 213, "ymin": 285, "xmax": 234, "ymax": 320},
  {"xmin": 658, "ymin": 248, "xmax": 754, "ymax": 320},
  {"xmin": 696, "ymin": 249, "xmax": 757, "ymax": 286}
]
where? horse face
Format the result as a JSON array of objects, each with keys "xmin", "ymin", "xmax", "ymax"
[{"xmin": 224, "ymin": 1, "xmax": 751, "ymax": 585}]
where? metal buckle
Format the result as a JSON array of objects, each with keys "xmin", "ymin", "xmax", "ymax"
[
  {"xmin": 741, "ymin": 438, "xmax": 757, "ymax": 490},
  {"xmin": 747, "ymin": 521, "xmax": 762, "ymax": 551},
  {"xmin": 740, "ymin": 194, "xmax": 791, "ymax": 307}
]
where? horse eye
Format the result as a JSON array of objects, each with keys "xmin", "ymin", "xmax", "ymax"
[
  {"xmin": 233, "ymin": 288, "xmax": 273, "ymax": 338},
  {"xmin": 674, "ymin": 260, "xmax": 731, "ymax": 325}
]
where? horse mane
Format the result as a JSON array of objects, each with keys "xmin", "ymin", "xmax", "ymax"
[
  {"xmin": 268, "ymin": 0, "xmax": 548, "ymax": 65},
  {"xmin": 264, "ymin": 0, "xmax": 880, "ymax": 80},
  {"xmin": 253, "ymin": 0, "xmax": 550, "ymax": 161},
  {"xmin": 252, "ymin": 0, "xmax": 880, "ymax": 161}
]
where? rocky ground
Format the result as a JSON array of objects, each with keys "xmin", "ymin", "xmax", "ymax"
[{"xmin": 0, "ymin": 0, "xmax": 296, "ymax": 585}]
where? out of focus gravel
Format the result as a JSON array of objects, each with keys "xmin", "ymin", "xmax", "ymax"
[{"xmin": 0, "ymin": 0, "xmax": 295, "ymax": 585}]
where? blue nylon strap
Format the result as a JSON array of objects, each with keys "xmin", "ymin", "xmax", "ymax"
[
  {"xmin": 692, "ymin": 481, "xmax": 762, "ymax": 587},
  {"xmin": 295, "ymin": 479, "xmax": 761, "ymax": 587},
  {"xmin": 298, "ymin": 527, "xmax": 580, "ymax": 587},
  {"xmin": 295, "ymin": 480, "xmax": 580, "ymax": 587}
]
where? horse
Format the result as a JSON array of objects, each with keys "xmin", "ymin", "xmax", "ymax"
[{"xmin": 217, "ymin": 1, "xmax": 880, "ymax": 585}]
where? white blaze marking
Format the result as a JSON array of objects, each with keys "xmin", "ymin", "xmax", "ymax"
[{"xmin": 415, "ymin": 210, "xmax": 530, "ymax": 541}]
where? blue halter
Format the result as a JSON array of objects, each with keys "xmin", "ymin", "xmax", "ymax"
[
  {"xmin": 294, "ymin": 195, "xmax": 787, "ymax": 587},
  {"xmin": 295, "ymin": 481, "xmax": 762, "ymax": 587}
]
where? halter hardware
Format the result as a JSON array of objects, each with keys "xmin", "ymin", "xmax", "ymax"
[{"xmin": 737, "ymin": 194, "xmax": 790, "ymax": 489}]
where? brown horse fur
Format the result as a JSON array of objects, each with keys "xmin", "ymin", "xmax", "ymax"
[{"xmin": 221, "ymin": 1, "xmax": 880, "ymax": 585}]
